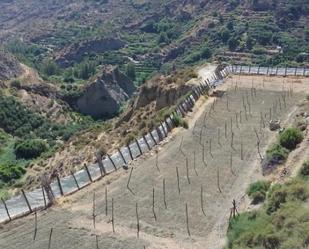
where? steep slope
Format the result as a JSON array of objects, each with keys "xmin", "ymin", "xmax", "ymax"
[{"xmin": 0, "ymin": 50, "xmax": 22, "ymax": 82}]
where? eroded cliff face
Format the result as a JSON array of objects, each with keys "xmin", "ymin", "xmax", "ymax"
[
  {"xmin": 54, "ymin": 37, "xmax": 125, "ymax": 68},
  {"xmin": 76, "ymin": 66, "xmax": 135, "ymax": 119},
  {"xmin": 0, "ymin": 50, "xmax": 23, "ymax": 82}
]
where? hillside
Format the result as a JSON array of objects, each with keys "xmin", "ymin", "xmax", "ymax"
[{"xmin": 0, "ymin": 0, "xmax": 308, "ymax": 213}]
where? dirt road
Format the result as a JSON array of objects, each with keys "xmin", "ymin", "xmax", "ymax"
[{"xmin": 0, "ymin": 76, "xmax": 307, "ymax": 249}]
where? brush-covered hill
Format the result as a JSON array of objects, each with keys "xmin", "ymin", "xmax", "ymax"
[{"xmin": 0, "ymin": 0, "xmax": 308, "ymax": 197}]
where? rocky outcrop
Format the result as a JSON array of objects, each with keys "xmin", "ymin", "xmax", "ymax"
[
  {"xmin": 76, "ymin": 66, "xmax": 135, "ymax": 119},
  {"xmin": 54, "ymin": 37, "xmax": 125, "ymax": 68},
  {"xmin": 0, "ymin": 50, "xmax": 23, "ymax": 81},
  {"xmin": 135, "ymin": 79, "xmax": 191, "ymax": 111}
]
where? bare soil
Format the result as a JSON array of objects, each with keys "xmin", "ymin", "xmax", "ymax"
[{"xmin": 0, "ymin": 75, "xmax": 308, "ymax": 249}]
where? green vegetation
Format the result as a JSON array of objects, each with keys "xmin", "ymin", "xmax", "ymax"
[
  {"xmin": 0, "ymin": 162, "xmax": 26, "ymax": 184},
  {"xmin": 173, "ymin": 113, "xmax": 189, "ymax": 129},
  {"xmin": 247, "ymin": 180, "xmax": 271, "ymax": 204},
  {"xmin": 279, "ymin": 127, "xmax": 304, "ymax": 150},
  {"xmin": 266, "ymin": 143, "xmax": 289, "ymax": 163},
  {"xmin": 299, "ymin": 160, "xmax": 309, "ymax": 179},
  {"xmin": 227, "ymin": 163, "xmax": 309, "ymax": 249},
  {"xmin": 0, "ymin": 94, "xmax": 91, "ymax": 141},
  {"xmin": 14, "ymin": 139, "xmax": 49, "ymax": 159}
]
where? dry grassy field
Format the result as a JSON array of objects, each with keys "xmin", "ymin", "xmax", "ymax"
[{"xmin": 0, "ymin": 75, "xmax": 308, "ymax": 249}]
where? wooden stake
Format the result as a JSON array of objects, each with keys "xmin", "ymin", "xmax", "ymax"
[
  {"xmin": 209, "ymin": 139, "xmax": 213, "ymax": 158},
  {"xmin": 152, "ymin": 188, "xmax": 157, "ymax": 221},
  {"xmin": 163, "ymin": 179, "xmax": 167, "ymax": 209},
  {"xmin": 48, "ymin": 228, "xmax": 53, "ymax": 249},
  {"xmin": 56, "ymin": 175, "xmax": 64, "ymax": 196},
  {"xmin": 96, "ymin": 235, "xmax": 99, "ymax": 249},
  {"xmin": 84, "ymin": 164, "xmax": 93, "ymax": 182},
  {"xmin": 193, "ymin": 151, "xmax": 198, "ymax": 176},
  {"xmin": 155, "ymin": 150, "xmax": 160, "ymax": 172},
  {"xmin": 185, "ymin": 203, "xmax": 191, "ymax": 237},
  {"xmin": 105, "ymin": 187, "xmax": 108, "ymax": 216},
  {"xmin": 217, "ymin": 128, "xmax": 221, "ymax": 146},
  {"xmin": 127, "ymin": 144, "xmax": 133, "ymax": 160},
  {"xmin": 186, "ymin": 158, "xmax": 190, "ymax": 184},
  {"xmin": 107, "ymin": 154, "xmax": 117, "ymax": 171},
  {"xmin": 1, "ymin": 198, "xmax": 11, "ymax": 221},
  {"xmin": 225, "ymin": 122, "xmax": 227, "ymax": 138},
  {"xmin": 176, "ymin": 167, "xmax": 180, "ymax": 195},
  {"xmin": 93, "ymin": 192, "xmax": 96, "ymax": 229},
  {"xmin": 21, "ymin": 189, "xmax": 32, "ymax": 213},
  {"xmin": 230, "ymin": 153, "xmax": 236, "ymax": 176},
  {"xmin": 135, "ymin": 138, "xmax": 143, "ymax": 156},
  {"xmin": 33, "ymin": 211, "xmax": 37, "ymax": 241},
  {"xmin": 143, "ymin": 135, "xmax": 151, "ymax": 151},
  {"xmin": 71, "ymin": 171, "xmax": 80, "ymax": 190},
  {"xmin": 201, "ymin": 186, "xmax": 206, "ymax": 216},
  {"xmin": 127, "ymin": 167, "xmax": 135, "ymax": 195},
  {"xmin": 241, "ymin": 138, "xmax": 244, "ymax": 160},
  {"xmin": 112, "ymin": 198, "xmax": 115, "ymax": 234},
  {"xmin": 41, "ymin": 186, "xmax": 47, "ymax": 208},
  {"xmin": 202, "ymin": 143, "xmax": 207, "ymax": 167},
  {"xmin": 118, "ymin": 148, "xmax": 127, "ymax": 165},
  {"xmin": 217, "ymin": 166, "xmax": 222, "ymax": 193},
  {"xmin": 136, "ymin": 203, "xmax": 140, "ymax": 238}
]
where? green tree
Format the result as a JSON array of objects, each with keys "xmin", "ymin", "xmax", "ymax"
[
  {"xmin": 228, "ymin": 37, "xmax": 239, "ymax": 51},
  {"xmin": 42, "ymin": 60, "xmax": 59, "ymax": 76},
  {"xmin": 125, "ymin": 63, "xmax": 136, "ymax": 80},
  {"xmin": 15, "ymin": 139, "xmax": 49, "ymax": 159},
  {"xmin": 220, "ymin": 28, "xmax": 231, "ymax": 43},
  {"xmin": 279, "ymin": 127, "xmax": 303, "ymax": 150}
]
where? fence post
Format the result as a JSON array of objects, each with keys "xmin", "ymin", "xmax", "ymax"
[
  {"xmin": 135, "ymin": 138, "xmax": 143, "ymax": 156},
  {"xmin": 71, "ymin": 171, "xmax": 80, "ymax": 190},
  {"xmin": 156, "ymin": 126, "xmax": 164, "ymax": 141},
  {"xmin": 41, "ymin": 186, "xmax": 47, "ymax": 208},
  {"xmin": 276, "ymin": 67, "xmax": 278, "ymax": 75},
  {"xmin": 160, "ymin": 122, "xmax": 167, "ymax": 137},
  {"xmin": 149, "ymin": 131, "xmax": 158, "ymax": 146},
  {"xmin": 248, "ymin": 65, "xmax": 251, "ymax": 73},
  {"xmin": 107, "ymin": 154, "xmax": 117, "ymax": 171},
  {"xmin": 56, "ymin": 175, "xmax": 64, "ymax": 196},
  {"xmin": 96, "ymin": 153, "xmax": 106, "ymax": 176},
  {"xmin": 257, "ymin": 66, "xmax": 260, "ymax": 74},
  {"xmin": 118, "ymin": 148, "xmax": 126, "ymax": 164},
  {"xmin": 143, "ymin": 135, "xmax": 151, "ymax": 151},
  {"xmin": 1, "ymin": 198, "xmax": 11, "ymax": 221},
  {"xmin": 285, "ymin": 66, "xmax": 287, "ymax": 76},
  {"xmin": 21, "ymin": 189, "xmax": 32, "ymax": 213},
  {"xmin": 127, "ymin": 144, "xmax": 134, "ymax": 160},
  {"xmin": 294, "ymin": 67, "xmax": 297, "ymax": 76},
  {"xmin": 84, "ymin": 164, "xmax": 93, "ymax": 182}
]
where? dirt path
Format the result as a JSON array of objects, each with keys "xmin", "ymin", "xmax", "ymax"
[{"xmin": 0, "ymin": 76, "xmax": 307, "ymax": 249}]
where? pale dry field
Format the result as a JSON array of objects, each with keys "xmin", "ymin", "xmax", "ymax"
[{"xmin": 0, "ymin": 75, "xmax": 308, "ymax": 249}]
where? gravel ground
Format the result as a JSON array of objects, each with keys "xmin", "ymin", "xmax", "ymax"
[{"xmin": 0, "ymin": 77, "xmax": 306, "ymax": 249}]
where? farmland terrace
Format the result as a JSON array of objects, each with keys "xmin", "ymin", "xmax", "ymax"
[{"xmin": 0, "ymin": 75, "xmax": 308, "ymax": 249}]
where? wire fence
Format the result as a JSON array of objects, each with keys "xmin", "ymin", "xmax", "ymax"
[{"xmin": 0, "ymin": 64, "xmax": 307, "ymax": 224}]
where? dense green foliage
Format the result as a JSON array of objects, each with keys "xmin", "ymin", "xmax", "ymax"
[
  {"xmin": 0, "ymin": 94, "xmax": 90, "ymax": 141},
  {"xmin": 247, "ymin": 180, "xmax": 271, "ymax": 204},
  {"xmin": 227, "ymin": 171, "xmax": 309, "ymax": 249},
  {"xmin": 15, "ymin": 139, "xmax": 49, "ymax": 159},
  {"xmin": 279, "ymin": 127, "xmax": 303, "ymax": 150},
  {"xmin": 299, "ymin": 160, "xmax": 309, "ymax": 179},
  {"xmin": 266, "ymin": 143, "xmax": 289, "ymax": 163},
  {"xmin": 0, "ymin": 162, "xmax": 26, "ymax": 184}
]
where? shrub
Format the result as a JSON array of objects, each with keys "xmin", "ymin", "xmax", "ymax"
[
  {"xmin": 279, "ymin": 127, "xmax": 303, "ymax": 150},
  {"xmin": 247, "ymin": 180, "xmax": 271, "ymax": 196},
  {"xmin": 14, "ymin": 139, "xmax": 49, "ymax": 159},
  {"xmin": 0, "ymin": 162, "xmax": 26, "ymax": 183},
  {"xmin": 247, "ymin": 180, "xmax": 271, "ymax": 204},
  {"xmin": 267, "ymin": 188, "xmax": 287, "ymax": 214},
  {"xmin": 266, "ymin": 143, "xmax": 289, "ymax": 163},
  {"xmin": 299, "ymin": 160, "xmax": 309, "ymax": 178},
  {"xmin": 251, "ymin": 191, "xmax": 266, "ymax": 204},
  {"xmin": 172, "ymin": 113, "xmax": 188, "ymax": 129},
  {"xmin": 10, "ymin": 79, "xmax": 21, "ymax": 88}
]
